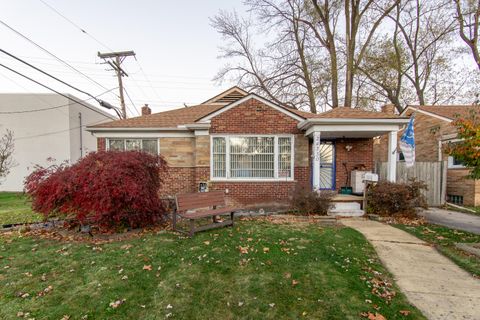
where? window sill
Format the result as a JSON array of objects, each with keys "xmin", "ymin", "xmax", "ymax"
[{"xmin": 210, "ymin": 178, "xmax": 295, "ymax": 182}]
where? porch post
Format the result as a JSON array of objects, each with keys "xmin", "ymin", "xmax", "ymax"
[
  {"xmin": 312, "ymin": 131, "xmax": 321, "ymax": 190},
  {"xmin": 387, "ymin": 130, "xmax": 397, "ymax": 182}
]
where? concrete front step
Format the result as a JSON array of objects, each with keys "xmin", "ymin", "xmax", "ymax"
[{"xmin": 328, "ymin": 202, "xmax": 364, "ymax": 217}]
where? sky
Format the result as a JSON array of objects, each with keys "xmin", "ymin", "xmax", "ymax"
[{"xmin": 0, "ymin": 0, "xmax": 244, "ymax": 117}]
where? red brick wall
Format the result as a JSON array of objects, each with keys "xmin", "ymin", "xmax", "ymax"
[
  {"xmin": 97, "ymin": 138, "xmax": 106, "ymax": 151},
  {"xmin": 207, "ymin": 97, "xmax": 308, "ymax": 206},
  {"xmin": 159, "ymin": 167, "xmax": 196, "ymax": 197},
  {"xmin": 335, "ymin": 138, "xmax": 374, "ymax": 189},
  {"xmin": 210, "ymin": 98, "xmax": 302, "ymax": 134},
  {"xmin": 373, "ymin": 111, "xmax": 457, "ymax": 162},
  {"xmin": 210, "ymin": 167, "xmax": 310, "ymax": 207},
  {"xmin": 447, "ymin": 169, "xmax": 480, "ymax": 206}
]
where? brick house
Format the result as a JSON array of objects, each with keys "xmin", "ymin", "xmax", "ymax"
[
  {"xmin": 87, "ymin": 87, "xmax": 407, "ymax": 207},
  {"xmin": 374, "ymin": 105, "xmax": 480, "ymax": 206}
]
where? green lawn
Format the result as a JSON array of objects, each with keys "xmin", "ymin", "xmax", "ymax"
[
  {"xmin": 0, "ymin": 222, "xmax": 424, "ymax": 319},
  {"xmin": 0, "ymin": 193, "xmax": 42, "ymax": 226},
  {"xmin": 395, "ymin": 224, "xmax": 480, "ymax": 277}
]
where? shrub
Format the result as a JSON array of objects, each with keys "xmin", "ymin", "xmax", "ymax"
[
  {"xmin": 366, "ymin": 179, "xmax": 428, "ymax": 217},
  {"xmin": 291, "ymin": 187, "xmax": 335, "ymax": 215},
  {"xmin": 24, "ymin": 151, "xmax": 168, "ymax": 229}
]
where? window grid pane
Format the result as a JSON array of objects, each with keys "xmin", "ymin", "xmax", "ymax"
[
  {"xmin": 212, "ymin": 137, "xmax": 226, "ymax": 177},
  {"xmin": 125, "ymin": 139, "xmax": 141, "ymax": 151},
  {"xmin": 108, "ymin": 139, "xmax": 125, "ymax": 151},
  {"xmin": 109, "ymin": 138, "xmax": 158, "ymax": 154},
  {"xmin": 230, "ymin": 137, "xmax": 275, "ymax": 178},
  {"xmin": 278, "ymin": 137, "xmax": 291, "ymax": 178},
  {"xmin": 142, "ymin": 139, "xmax": 158, "ymax": 155}
]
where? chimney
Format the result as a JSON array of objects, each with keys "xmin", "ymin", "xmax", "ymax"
[
  {"xmin": 381, "ymin": 104, "xmax": 396, "ymax": 114},
  {"xmin": 141, "ymin": 104, "xmax": 151, "ymax": 116}
]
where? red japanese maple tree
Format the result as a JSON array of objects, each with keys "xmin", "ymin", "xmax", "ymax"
[{"xmin": 24, "ymin": 151, "xmax": 168, "ymax": 229}]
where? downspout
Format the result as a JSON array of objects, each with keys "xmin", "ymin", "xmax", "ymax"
[
  {"xmin": 79, "ymin": 112, "xmax": 83, "ymax": 158},
  {"xmin": 437, "ymin": 139, "xmax": 442, "ymax": 161}
]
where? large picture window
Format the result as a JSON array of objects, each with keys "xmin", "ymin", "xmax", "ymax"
[
  {"xmin": 107, "ymin": 138, "xmax": 159, "ymax": 155},
  {"xmin": 212, "ymin": 136, "xmax": 293, "ymax": 180}
]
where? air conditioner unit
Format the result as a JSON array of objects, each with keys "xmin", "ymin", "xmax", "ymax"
[{"xmin": 351, "ymin": 170, "xmax": 370, "ymax": 194}]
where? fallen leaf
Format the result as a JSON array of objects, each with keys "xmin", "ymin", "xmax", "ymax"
[
  {"xmin": 61, "ymin": 315, "xmax": 70, "ymax": 320},
  {"xmin": 238, "ymin": 246, "xmax": 249, "ymax": 254},
  {"xmin": 366, "ymin": 312, "xmax": 386, "ymax": 320},
  {"xmin": 238, "ymin": 301, "xmax": 244, "ymax": 307},
  {"xmin": 284, "ymin": 272, "xmax": 291, "ymax": 279},
  {"xmin": 263, "ymin": 247, "xmax": 270, "ymax": 253},
  {"xmin": 400, "ymin": 310, "xmax": 411, "ymax": 316},
  {"xmin": 37, "ymin": 285, "xmax": 53, "ymax": 297},
  {"xmin": 204, "ymin": 241, "xmax": 210, "ymax": 246},
  {"xmin": 269, "ymin": 303, "xmax": 275, "ymax": 308},
  {"xmin": 166, "ymin": 304, "xmax": 173, "ymax": 309},
  {"xmin": 292, "ymin": 279, "xmax": 299, "ymax": 287},
  {"xmin": 109, "ymin": 299, "xmax": 126, "ymax": 309},
  {"xmin": 143, "ymin": 265, "xmax": 152, "ymax": 271}
]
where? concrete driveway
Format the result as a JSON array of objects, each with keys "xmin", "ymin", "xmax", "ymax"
[
  {"xmin": 418, "ymin": 208, "xmax": 480, "ymax": 235},
  {"xmin": 343, "ymin": 219, "xmax": 480, "ymax": 320}
]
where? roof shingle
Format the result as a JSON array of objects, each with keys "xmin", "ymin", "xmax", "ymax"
[
  {"xmin": 408, "ymin": 105, "xmax": 479, "ymax": 120},
  {"xmin": 89, "ymin": 95, "xmax": 403, "ymax": 130},
  {"xmin": 295, "ymin": 107, "xmax": 402, "ymax": 119},
  {"xmin": 90, "ymin": 104, "xmax": 224, "ymax": 128}
]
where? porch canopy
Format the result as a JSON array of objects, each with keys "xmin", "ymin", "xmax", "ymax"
[{"xmin": 297, "ymin": 108, "xmax": 409, "ymax": 190}]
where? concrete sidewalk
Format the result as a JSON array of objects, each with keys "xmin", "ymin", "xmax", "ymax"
[
  {"xmin": 342, "ymin": 219, "xmax": 480, "ymax": 320},
  {"xmin": 419, "ymin": 208, "xmax": 480, "ymax": 235}
]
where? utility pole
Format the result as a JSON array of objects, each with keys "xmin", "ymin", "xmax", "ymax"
[{"xmin": 98, "ymin": 50, "xmax": 135, "ymax": 119}]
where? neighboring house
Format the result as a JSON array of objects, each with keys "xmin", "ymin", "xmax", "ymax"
[
  {"xmin": 373, "ymin": 105, "xmax": 480, "ymax": 206},
  {"xmin": 87, "ymin": 87, "xmax": 408, "ymax": 207},
  {"xmin": 0, "ymin": 93, "xmax": 116, "ymax": 191}
]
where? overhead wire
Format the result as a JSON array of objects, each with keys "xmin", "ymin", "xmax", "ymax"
[
  {"xmin": 14, "ymin": 118, "xmax": 109, "ymax": 140},
  {"xmin": 0, "ymin": 62, "xmax": 120, "ymax": 117},
  {"xmin": 0, "ymin": 48, "xmax": 102, "ymax": 101},
  {"xmin": 38, "ymin": 0, "xmax": 114, "ymax": 52},
  {"xmin": 123, "ymin": 87, "xmax": 141, "ymax": 116},
  {"xmin": 0, "ymin": 87, "xmax": 118, "ymax": 114},
  {"xmin": 0, "ymin": 19, "xmax": 111, "ymax": 92},
  {"xmin": 34, "ymin": 1, "xmax": 155, "ymax": 115}
]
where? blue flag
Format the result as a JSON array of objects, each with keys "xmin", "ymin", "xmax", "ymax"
[{"xmin": 400, "ymin": 115, "xmax": 415, "ymax": 167}]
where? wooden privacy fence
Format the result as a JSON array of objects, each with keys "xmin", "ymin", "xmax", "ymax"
[{"xmin": 375, "ymin": 161, "xmax": 447, "ymax": 206}]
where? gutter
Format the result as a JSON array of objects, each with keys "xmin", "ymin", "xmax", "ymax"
[
  {"xmin": 297, "ymin": 118, "xmax": 410, "ymax": 130},
  {"xmin": 86, "ymin": 123, "xmax": 211, "ymax": 133},
  {"xmin": 86, "ymin": 127, "xmax": 190, "ymax": 133}
]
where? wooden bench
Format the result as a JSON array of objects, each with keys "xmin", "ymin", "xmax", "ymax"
[{"xmin": 173, "ymin": 191, "xmax": 237, "ymax": 237}]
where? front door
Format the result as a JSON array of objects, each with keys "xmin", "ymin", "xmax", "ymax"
[{"xmin": 318, "ymin": 141, "xmax": 335, "ymax": 190}]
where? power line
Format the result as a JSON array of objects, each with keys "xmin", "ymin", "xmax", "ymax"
[
  {"xmin": 134, "ymin": 57, "xmax": 163, "ymax": 101},
  {"xmin": 17, "ymin": 56, "xmax": 213, "ymax": 80},
  {"xmin": 15, "ymin": 118, "xmax": 109, "ymax": 140},
  {"xmin": 0, "ymin": 48, "xmax": 101, "ymax": 101},
  {"xmin": 38, "ymin": 0, "xmax": 114, "ymax": 52},
  {"xmin": 0, "ymin": 62, "xmax": 120, "ymax": 117},
  {"xmin": 123, "ymin": 87, "xmax": 140, "ymax": 116},
  {"xmin": 0, "ymin": 19, "xmax": 111, "ymax": 92},
  {"xmin": 0, "ymin": 87, "xmax": 117, "ymax": 114}
]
